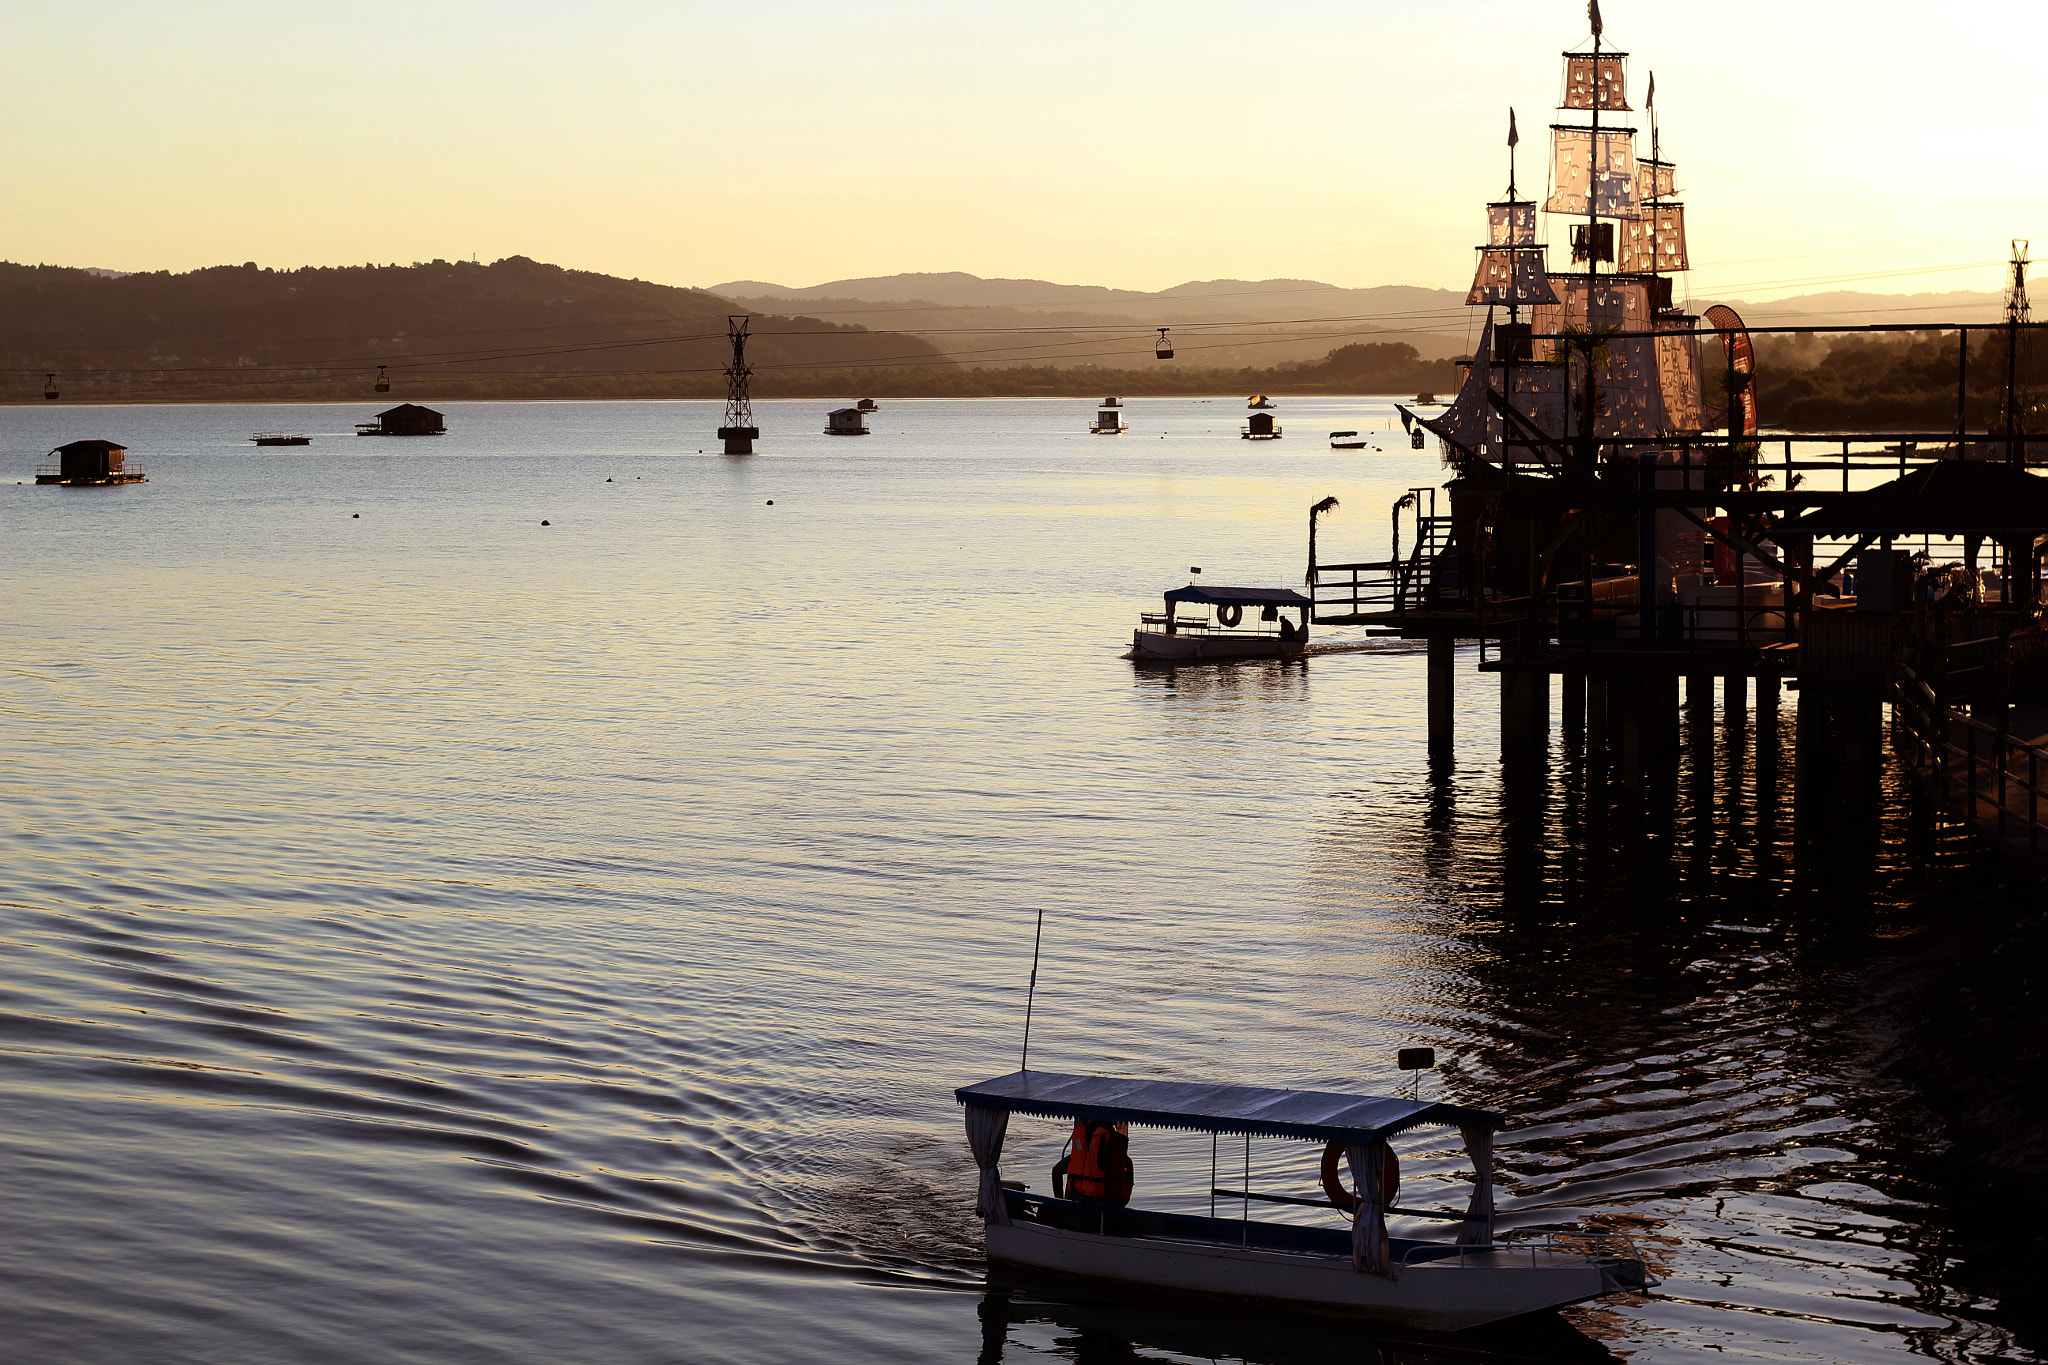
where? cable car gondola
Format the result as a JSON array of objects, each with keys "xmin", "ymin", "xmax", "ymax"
[
  {"xmin": 1154, "ymin": 327, "xmax": 1173, "ymax": 360},
  {"xmin": 44, "ymin": 373, "xmax": 59, "ymax": 400},
  {"xmin": 374, "ymin": 365, "xmax": 390, "ymax": 394}
]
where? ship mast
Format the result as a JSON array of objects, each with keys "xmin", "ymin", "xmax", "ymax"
[{"xmin": 1581, "ymin": 2, "xmax": 1603, "ymax": 469}]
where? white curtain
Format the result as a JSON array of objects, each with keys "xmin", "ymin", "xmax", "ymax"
[
  {"xmin": 964, "ymin": 1106, "xmax": 1011, "ymax": 1226},
  {"xmin": 1456, "ymin": 1126, "xmax": 1496, "ymax": 1246},
  {"xmin": 1345, "ymin": 1140, "xmax": 1392, "ymax": 1276}
]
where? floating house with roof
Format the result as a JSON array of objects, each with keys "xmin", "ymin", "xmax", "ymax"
[
  {"xmin": 356, "ymin": 403, "xmax": 446, "ymax": 437},
  {"xmin": 36, "ymin": 440, "xmax": 146, "ymax": 486}
]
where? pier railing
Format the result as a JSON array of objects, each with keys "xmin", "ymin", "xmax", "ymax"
[{"xmin": 1893, "ymin": 664, "xmax": 2048, "ymax": 859}]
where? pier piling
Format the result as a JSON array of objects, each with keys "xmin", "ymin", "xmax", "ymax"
[{"xmin": 1427, "ymin": 635, "xmax": 1456, "ymax": 762}]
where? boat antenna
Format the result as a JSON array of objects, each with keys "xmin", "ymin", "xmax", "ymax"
[{"xmin": 1019, "ymin": 909, "xmax": 1045, "ymax": 1073}]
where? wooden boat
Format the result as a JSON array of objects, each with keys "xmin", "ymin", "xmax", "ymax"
[
  {"xmin": 956, "ymin": 1070, "xmax": 1657, "ymax": 1332},
  {"xmin": 1132, "ymin": 584, "xmax": 1311, "ymax": 660},
  {"xmin": 251, "ymin": 433, "xmax": 311, "ymax": 446}
]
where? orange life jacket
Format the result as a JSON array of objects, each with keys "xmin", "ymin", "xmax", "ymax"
[{"xmin": 1062, "ymin": 1120, "xmax": 1134, "ymax": 1206}]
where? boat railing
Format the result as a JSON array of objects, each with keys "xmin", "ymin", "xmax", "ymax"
[
  {"xmin": 1500, "ymin": 1227, "xmax": 1651, "ymax": 1265},
  {"xmin": 1139, "ymin": 612, "xmax": 1294, "ymax": 637}
]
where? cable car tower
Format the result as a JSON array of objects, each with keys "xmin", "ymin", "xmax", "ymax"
[{"xmin": 718, "ymin": 316, "xmax": 759, "ymax": 455}]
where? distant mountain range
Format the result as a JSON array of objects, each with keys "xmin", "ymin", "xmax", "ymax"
[
  {"xmin": 8, "ymin": 257, "xmax": 2014, "ymax": 404},
  {"xmin": 712, "ymin": 274, "xmax": 1480, "ymax": 368},
  {"xmin": 712, "ymin": 271, "xmax": 2015, "ymax": 371}
]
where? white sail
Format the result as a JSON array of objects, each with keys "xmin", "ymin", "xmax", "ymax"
[
  {"xmin": 1656, "ymin": 316, "xmax": 1705, "ymax": 435},
  {"xmin": 1545, "ymin": 128, "xmax": 1640, "ymax": 218},
  {"xmin": 1416, "ymin": 319, "xmax": 1571, "ymax": 466},
  {"xmin": 1487, "ymin": 202, "xmax": 1539, "ymax": 247},
  {"xmin": 1562, "ymin": 54, "xmax": 1630, "ymax": 111},
  {"xmin": 1531, "ymin": 278, "xmax": 1672, "ymax": 437},
  {"xmin": 1619, "ymin": 204, "xmax": 1689, "ymax": 273},
  {"xmin": 1636, "ymin": 159, "xmax": 1678, "ymax": 203},
  {"xmin": 1468, "ymin": 247, "xmax": 1561, "ymax": 306}
]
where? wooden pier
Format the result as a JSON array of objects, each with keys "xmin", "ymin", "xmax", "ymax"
[{"xmin": 1308, "ymin": 322, "xmax": 2048, "ymax": 876}]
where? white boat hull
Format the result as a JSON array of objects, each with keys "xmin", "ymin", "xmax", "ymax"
[
  {"xmin": 1132, "ymin": 630, "xmax": 1300, "ymax": 661},
  {"xmin": 986, "ymin": 1220, "xmax": 1623, "ymax": 1332}
]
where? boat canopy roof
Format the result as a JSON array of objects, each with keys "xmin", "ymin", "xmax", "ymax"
[
  {"xmin": 956, "ymin": 1070, "xmax": 1504, "ymax": 1142},
  {"xmin": 1163, "ymin": 585, "xmax": 1313, "ymax": 608}
]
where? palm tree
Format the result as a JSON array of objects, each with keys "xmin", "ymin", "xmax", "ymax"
[{"xmin": 1307, "ymin": 495, "xmax": 1341, "ymax": 589}]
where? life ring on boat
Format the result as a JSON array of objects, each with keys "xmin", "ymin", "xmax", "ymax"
[
  {"xmin": 1320, "ymin": 1140, "xmax": 1399, "ymax": 1211},
  {"xmin": 1217, "ymin": 604, "xmax": 1243, "ymax": 628},
  {"xmin": 1320, "ymin": 1141, "xmax": 1359, "ymax": 1210}
]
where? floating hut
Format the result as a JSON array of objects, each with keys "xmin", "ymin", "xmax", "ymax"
[
  {"xmin": 825, "ymin": 408, "xmax": 870, "ymax": 435},
  {"xmin": 856, "ymin": 398, "xmax": 879, "ymax": 412},
  {"xmin": 251, "ymin": 433, "xmax": 311, "ymax": 446},
  {"xmin": 1090, "ymin": 402, "xmax": 1127, "ymax": 434},
  {"xmin": 1242, "ymin": 411, "xmax": 1282, "ymax": 440},
  {"xmin": 36, "ymin": 440, "xmax": 145, "ymax": 486},
  {"xmin": 356, "ymin": 403, "xmax": 446, "ymax": 437}
]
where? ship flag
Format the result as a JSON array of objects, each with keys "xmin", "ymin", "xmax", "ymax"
[
  {"xmin": 1589, "ymin": 0, "xmax": 1603, "ymax": 37},
  {"xmin": 1646, "ymin": 71, "xmax": 1655, "ymax": 108},
  {"xmin": 1508, "ymin": 108, "xmax": 1519, "ymax": 147}
]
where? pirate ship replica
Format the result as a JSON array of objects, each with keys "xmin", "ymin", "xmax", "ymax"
[
  {"xmin": 1305, "ymin": 4, "xmax": 2048, "ymax": 871},
  {"xmin": 1401, "ymin": 0, "xmax": 1709, "ymax": 630}
]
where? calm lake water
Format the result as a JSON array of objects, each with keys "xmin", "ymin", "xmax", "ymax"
[{"xmin": 1, "ymin": 398, "xmax": 2035, "ymax": 1363}]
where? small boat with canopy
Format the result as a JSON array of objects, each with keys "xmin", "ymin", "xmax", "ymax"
[
  {"xmin": 956, "ymin": 1070, "xmax": 1656, "ymax": 1331},
  {"xmin": 1132, "ymin": 584, "xmax": 1312, "ymax": 661}
]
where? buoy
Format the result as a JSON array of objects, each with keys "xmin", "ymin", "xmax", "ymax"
[
  {"xmin": 606, "ymin": 477, "xmax": 613, "ymax": 482},
  {"xmin": 352, "ymin": 513, "xmax": 360, "ymax": 518},
  {"xmin": 541, "ymin": 519, "xmax": 551, "ymax": 526},
  {"xmin": 766, "ymin": 499, "xmax": 774, "ymax": 505}
]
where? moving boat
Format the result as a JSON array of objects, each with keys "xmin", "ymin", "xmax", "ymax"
[
  {"xmin": 955, "ymin": 1070, "xmax": 1657, "ymax": 1332},
  {"xmin": 250, "ymin": 433, "xmax": 311, "ymax": 446},
  {"xmin": 1132, "ymin": 584, "xmax": 1311, "ymax": 661}
]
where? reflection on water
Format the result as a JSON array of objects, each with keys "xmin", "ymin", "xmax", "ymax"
[
  {"xmin": 1, "ymin": 400, "xmax": 2037, "ymax": 1363},
  {"xmin": 974, "ymin": 1275, "xmax": 1623, "ymax": 1364}
]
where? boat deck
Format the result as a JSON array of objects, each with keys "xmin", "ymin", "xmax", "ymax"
[{"xmin": 1006, "ymin": 1190, "xmax": 1468, "ymax": 1264}]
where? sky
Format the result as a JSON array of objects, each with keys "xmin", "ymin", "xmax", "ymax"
[{"xmin": 4, "ymin": 0, "xmax": 2043, "ymax": 301}]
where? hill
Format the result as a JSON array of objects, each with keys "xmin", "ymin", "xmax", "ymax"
[
  {"xmin": 1, "ymin": 258, "xmax": 952, "ymax": 404},
  {"xmin": 713, "ymin": 273, "xmax": 1476, "ymax": 371}
]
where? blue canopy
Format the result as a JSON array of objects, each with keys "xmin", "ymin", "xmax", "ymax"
[
  {"xmin": 1163, "ymin": 585, "xmax": 1312, "ymax": 608},
  {"xmin": 955, "ymin": 1070, "xmax": 1503, "ymax": 1142}
]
